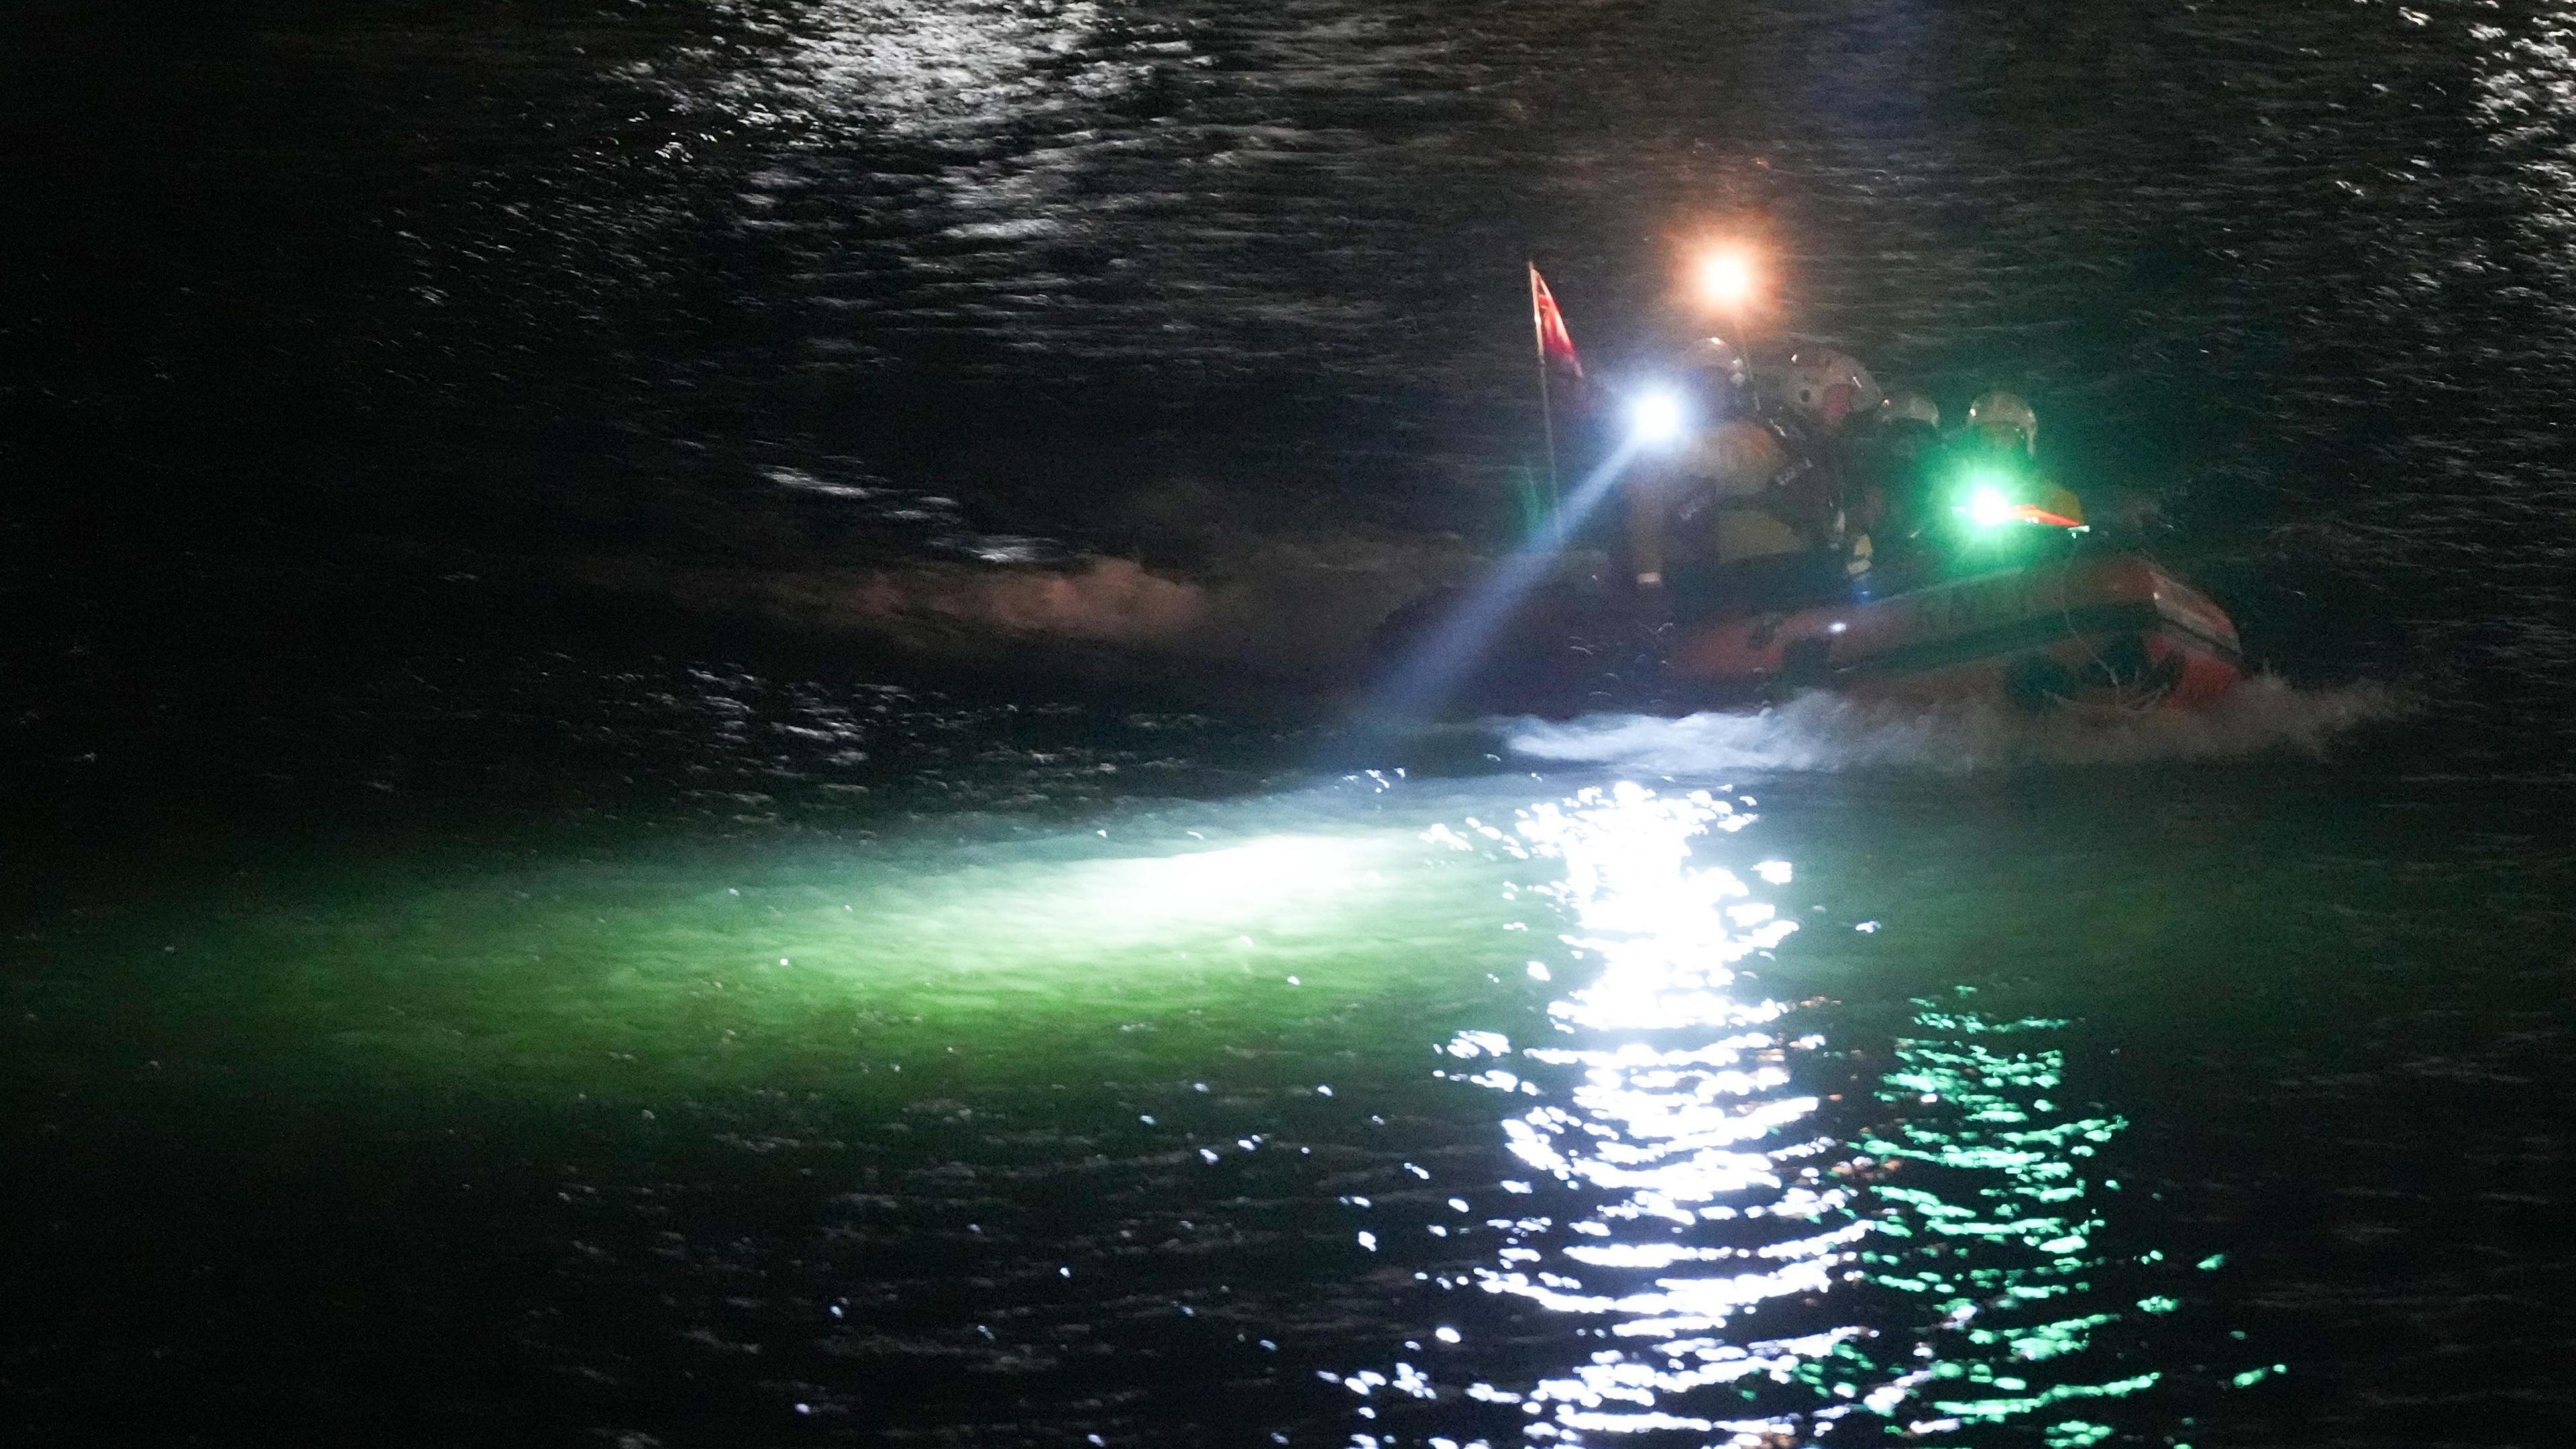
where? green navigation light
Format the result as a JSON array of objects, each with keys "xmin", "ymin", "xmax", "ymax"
[
  {"xmin": 1947, "ymin": 462, "xmax": 2029, "ymax": 537},
  {"xmin": 1966, "ymin": 484, "xmax": 2018, "ymax": 530}
]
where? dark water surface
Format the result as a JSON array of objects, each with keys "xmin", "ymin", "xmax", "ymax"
[{"xmin": 7, "ymin": 1, "xmax": 2576, "ymax": 1446}]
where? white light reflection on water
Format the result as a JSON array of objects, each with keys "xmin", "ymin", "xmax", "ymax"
[
  {"xmin": 629, "ymin": 0, "xmax": 1451, "ymax": 378},
  {"xmin": 1491, "ymin": 786, "xmax": 1864, "ymax": 1445},
  {"xmin": 1339, "ymin": 780, "xmax": 2201, "ymax": 1448},
  {"xmin": 674, "ymin": 0, "xmax": 1142, "ymax": 143},
  {"xmin": 1372, "ymin": 782, "xmax": 1884, "ymax": 1448},
  {"xmin": 646, "ymin": 0, "xmax": 1163, "ymax": 287}
]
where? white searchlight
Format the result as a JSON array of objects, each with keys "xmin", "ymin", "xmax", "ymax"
[{"xmin": 1628, "ymin": 386, "xmax": 1688, "ymax": 447}]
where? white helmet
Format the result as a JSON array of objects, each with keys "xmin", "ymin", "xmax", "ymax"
[
  {"xmin": 1967, "ymin": 390, "xmax": 2038, "ymax": 451},
  {"xmin": 1878, "ymin": 388, "xmax": 1939, "ymax": 429},
  {"xmin": 1684, "ymin": 335, "xmax": 1751, "ymax": 389},
  {"xmin": 1764, "ymin": 348, "xmax": 1882, "ymax": 431}
]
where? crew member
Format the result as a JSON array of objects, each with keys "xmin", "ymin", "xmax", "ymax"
[
  {"xmin": 1842, "ymin": 389, "xmax": 1944, "ymax": 588},
  {"xmin": 1955, "ymin": 389, "xmax": 2084, "ymax": 527},
  {"xmin": 1626, "ymin": 343, "xmax": 1891, "ymax": 620},
  {"xmin": 1739, "ymin": 347, "xmax": 1880, "ymax": 600},
  {"xmin": 1624, "ymin": 339, "xmax": 1765, "ymax": 619}
]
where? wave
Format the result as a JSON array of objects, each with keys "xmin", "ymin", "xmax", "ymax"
[
  {"xmin": 563, "ymin": 511, "xmax": 1509, "ymax": 683},
  {"xmin": 1502, "ymin": 675, "xmax": 2402, "ymax": 773},
  {"xmin": 566, "ymin": 549, "xmax": 1467, "ymax": 684}
]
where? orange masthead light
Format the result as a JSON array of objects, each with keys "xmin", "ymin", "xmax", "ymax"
[{"xmin": 1695, "ymin": 246, "xmax": 1759, "ymax": 311}]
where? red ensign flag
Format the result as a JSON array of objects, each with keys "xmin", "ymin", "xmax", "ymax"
[{"xmin": 1529, "ymin": 264, "xmax": 1582, "ymax": 376}]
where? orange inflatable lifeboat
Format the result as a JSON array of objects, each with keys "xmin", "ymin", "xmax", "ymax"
[{"xmin": 1666, "ymin": 550, "xmax": 2245, "ymax": 713}]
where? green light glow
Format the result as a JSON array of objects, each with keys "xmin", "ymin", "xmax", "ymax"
[
  {"xmin": 1857, "ymin": 989, "xmax": 2183, "ymax": 1436},
  {"xmin": 9, "ymin": 801, "xmax": 1540, "ymax": 1108},
  {"xmin": 1943, "ymin": 462, "xmax": 2029, "ymax": 535},
  {"xmin": 1933, "ymin": 1369, "xmax": 2162, "ymax": 1421},
  {"xmin": 5, "ymin": 750, "xmax": 2263, "ymax": 1446},
  {"xmin": 965, "ymin": 833, "xmax": 1386, "ymax": 945},
  {"xmin": 1966, "ymin": 484, "xmax": 2017, "ymax": 529}
]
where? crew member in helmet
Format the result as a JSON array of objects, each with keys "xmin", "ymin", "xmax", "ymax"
[
  {"xmin": 1623, "ymin": 338, "xmax": 1766, "ymax": 620},
  {"xmin": 1628, "ymin": 377, "xmax": 2088, "ymax": 613},
  {"xmin": 1766, "ymin": 347, "xmax": 1886, "ymax": 437},
  {"xmin": 1953, "ymin": 388, "xmax": 2085, "ymax": 529},
  {"xmin": 1737, "ymin": 347, "xmax": 1880, "ymax": 598},
  {"xmin": 1626, "ymin": 342, "xmax": 1893, "ymax": 619},
  {"xmin": 1842, "ymin": 388, "xmax": 1945, "ymax": 588}
]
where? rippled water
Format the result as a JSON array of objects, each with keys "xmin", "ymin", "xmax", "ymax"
[
  {"xmin": 7, "ymin": 1, "xmax": 2576, "ymax": 1445},
  {"xmin": 12, "ymin": 0, "xmax": 2575, "ymax": 718},
  {"xmin": 9, "ymin": 661, "xmax": 2571, "ymax": 1446}
]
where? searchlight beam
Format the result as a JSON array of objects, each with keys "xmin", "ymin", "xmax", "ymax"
[{"xmin": 1366, "ymin": 436, "xmax": 1648, "ymax": 724}]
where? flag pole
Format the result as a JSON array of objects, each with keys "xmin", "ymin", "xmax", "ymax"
[{"xmin": 1529, "ymin": 261, "xmax": 1562, "ymax": 517}]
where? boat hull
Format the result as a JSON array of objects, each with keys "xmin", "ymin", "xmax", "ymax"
[{"xmin": 1664, "ymin": 552, "xmax": 2245, "ymax": 713}]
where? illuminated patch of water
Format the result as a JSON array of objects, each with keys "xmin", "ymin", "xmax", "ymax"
[{"xmin": 1332, "ymin": 782, "xmax": 2215, "ymax": 1448}]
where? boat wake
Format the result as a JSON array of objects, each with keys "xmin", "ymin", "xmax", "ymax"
[{"xmin": 1503, "ymin": 674, "xmax": 2401, "ymax": 773}]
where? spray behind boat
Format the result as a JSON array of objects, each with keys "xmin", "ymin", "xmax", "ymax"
[{"xmin": 1365, "ymin": 241, "xmax": 2249, "ymax": 722}]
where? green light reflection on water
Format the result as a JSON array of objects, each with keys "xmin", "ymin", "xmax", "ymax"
[
  {"xmin": 1857, "ymin": 991, "xmax": 2169, "ymax": 1440},
  {"xmin": 6, "ymin": 765, "xmax": 2256, "ymax": 1444},
  {"xmin": 11, "ymin": 790, "xmax": 1553, "ymax": 1112}
]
